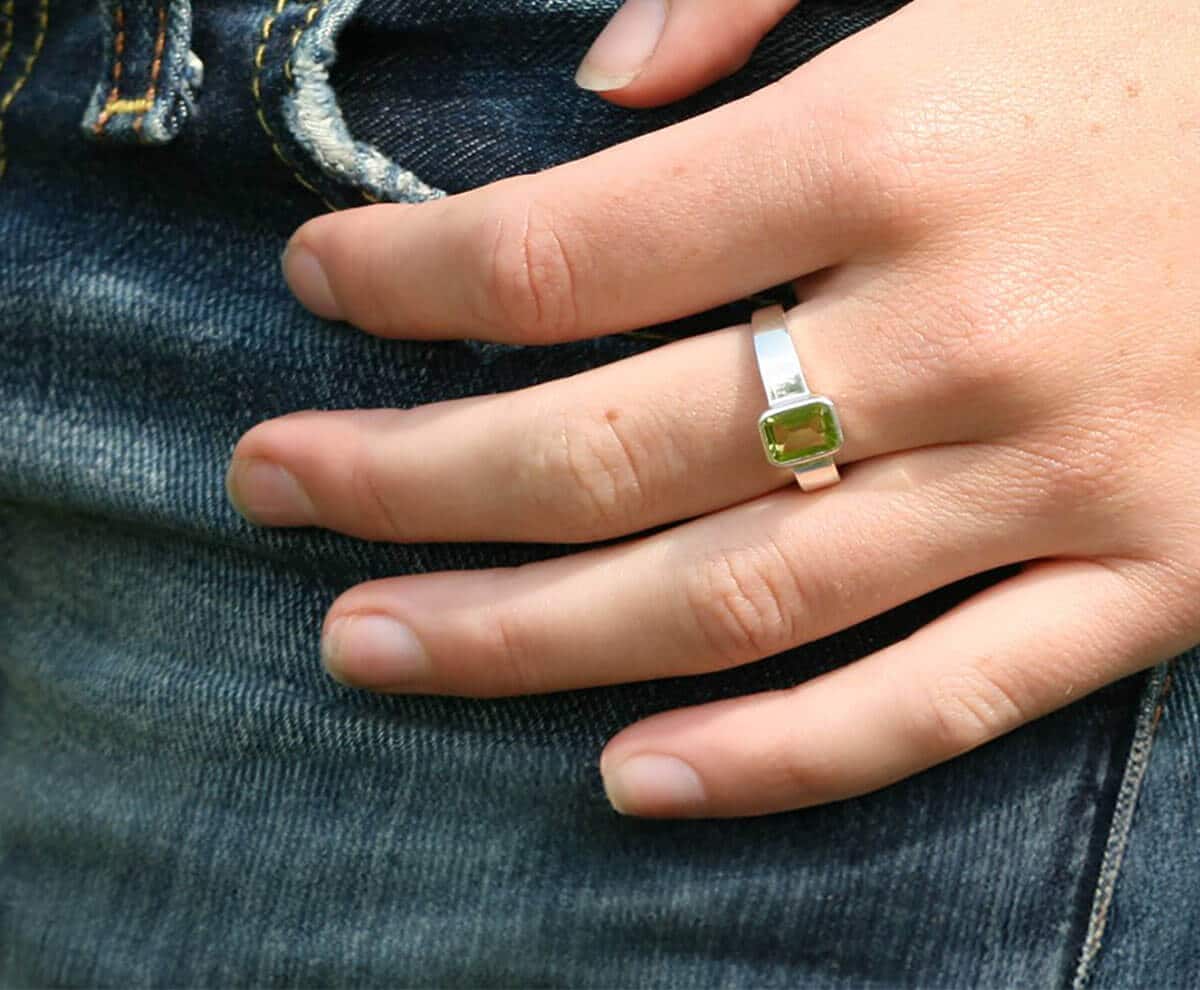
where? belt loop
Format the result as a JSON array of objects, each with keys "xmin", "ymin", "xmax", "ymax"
[{"xmin": 81, "ymin": 0, "xmax": 202, "ymax": 144}]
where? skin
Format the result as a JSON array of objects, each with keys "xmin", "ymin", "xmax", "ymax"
[{"xmin": 225, "ymin": 0, "xmax": 1200, "ymax": 818}]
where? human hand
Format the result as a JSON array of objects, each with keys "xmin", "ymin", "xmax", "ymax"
[{"xmin": 225, "ymin": 0, "xmax": 1200, "ymax": 818}]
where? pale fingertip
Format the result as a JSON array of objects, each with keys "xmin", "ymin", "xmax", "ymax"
[
  {"xmin": 601, "ymin": 752, "xmax": 708, "ymax": 817},
  {"xmin": 574, "ymin": 0, "xmax": 668, "ymax": 92},
  {"xmin": 282, "ymin": 240, "xmax": 343, "ymax": 320},
  {"xmin": 321, "ymin": 614, "xmax": 432, "ymax": 690},
  {"xmin": 573, "ymin": 63, "xmax": 640, "ymax": 94}
]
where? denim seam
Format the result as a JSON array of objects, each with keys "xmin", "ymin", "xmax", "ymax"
[
  {"xmin": 136, "ymin": 4, "xmax": 165, "ymax": 137},
  {"xmin": 283, "ymin": 0, "xmax": 372, "ymax": 206},
  {"xmin": 1071, "ymin": 658, "xmax": 1177, "ymax": 989},
  {"xmin": 282, "ymin": 0, "xmax": 444, "ymax": 205},
  {"xmin": 251, "ymin": 0, "xmax": 338, "ymax": 211},
  {"xmin": 91, "ymin": 2, "xmax": 166, "ymax": 136},
  {"xmin": 91, "ymin": 2, "xmax": 126, "ymax": 132},
  {"xmin": 0, "ymin": 0, "xmax": 14, "ymax": 85},
  {"xmin": 0, "ymin": 0, "xmax": 48, "ymax": 181}
]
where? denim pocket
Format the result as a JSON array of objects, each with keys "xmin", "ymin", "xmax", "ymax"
[
  {"xmin": 251, "ymin": 0, "xmax": 632, "ymax": 209},
  {"xmin": 261, "ymin": 0, "xmax": 444, "ymax": 207},
  {"xmin": 256, "ymin": 0, "xmax": 910, "ymax": 210}
]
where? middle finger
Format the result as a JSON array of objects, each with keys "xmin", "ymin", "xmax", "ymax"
[{"xmin": 318, "ymin": 441, "xmax": 1056, "ymax": 697}]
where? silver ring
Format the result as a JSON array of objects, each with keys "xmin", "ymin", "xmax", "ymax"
[{"xmin": 751, "ymin": 304, "xmax": 843, "ymax": 491}]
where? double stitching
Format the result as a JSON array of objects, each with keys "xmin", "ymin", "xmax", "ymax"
[
  {"xmin": 251, "ymin": 0, "xmax": 338, "ymax": 211},
  {"xmin": 1071, "ymin": 659, "xmax": 1178, "ymax": 989},
  {"xmin": 0, "ymin": 0, "xmax": 49, "ymax": 181},
  {"xmin": 135, "ymin": 5, "xmax": 166, "ymax": 136},
  {"xmin": 91, "ymin": 2, "xmax": 167, "ymax": 136}
]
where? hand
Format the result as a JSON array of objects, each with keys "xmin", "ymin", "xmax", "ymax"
[{"xmin": 225, "ymin": 0, "xmax": 1200, "ymax": 818}]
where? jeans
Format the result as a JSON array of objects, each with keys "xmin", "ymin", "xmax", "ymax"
[{"xmin": 1, "ymin": 0, "xmax": 1197, "ymax": 984}]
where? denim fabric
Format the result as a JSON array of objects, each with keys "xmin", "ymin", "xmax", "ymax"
[
  {"xmin": 0, "ymin": 0, "xmax": 1197, "ymax": 985},
  {"xmin": 1083, "ymin": 661, "xmax": 1200, "ymax": 989}
]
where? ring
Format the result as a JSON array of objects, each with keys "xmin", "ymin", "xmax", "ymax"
[{"xmin": 751, "ymin": 304, "xmax": 843, "ymax": 491}]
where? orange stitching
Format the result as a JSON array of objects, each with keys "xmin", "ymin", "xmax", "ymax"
[
  {"xmin": 94, "ymin": 2, "xmax": 167, "ymax": 133},
  {"xmin": 1149, "ymin": 662, "xmax": 1176, "ymax": 732},
  {"xmin": 131, "ymin": 2, "xmax": 166, "ymax": 136},
  {"xmin": 251, "ymin": 0, "xmax": 337, "ymax": 211},
  {"xmin": 291, "ymin": 0, "xmax": 378, "ymax": 208},
  {"xmin": 0, "ymin": 0, "xmax": 49, "ymax": 181},
  {"xmin": 255, "ymin": 0, "xmax": 381, "ymax": 209},
  {"xmin": 281, "ymin": 0, "xmax": 319, "ymax": 82},
  {"xmin": 92, "ymin": 2, "xmax": 125, "ymax": 134}
]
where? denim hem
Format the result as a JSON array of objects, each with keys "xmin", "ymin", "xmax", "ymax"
[
  {"xmin": 1072, "ymin": 657, "xmax": 1179, "ymax": 988},
  {"xmin": 283, "ymin": 0, "xmax": 444, "ymax": 204},
  {"xmin": 247, "ymin": 0, "xmax": 444, "ymax": 209}
]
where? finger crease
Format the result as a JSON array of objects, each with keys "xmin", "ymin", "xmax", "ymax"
[
  {"xmin": 520, "ymin": 203, "xmax": 544, "ymax": 334},
  {"xmin": 547, "ymin": 223, "xmax": 579, "ymax": 340},
  {"xmin": 602, "ymin": 410, "xmax": 645, "ymax": 512},
  {"xmin": 355, "ymin": 454, "xmax": 405, "ymax": 538}
]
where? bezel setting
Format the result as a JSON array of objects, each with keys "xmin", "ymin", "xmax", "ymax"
[{"xmin": 757, "ymin": 395, "xmax": 844, "ymax": 468}]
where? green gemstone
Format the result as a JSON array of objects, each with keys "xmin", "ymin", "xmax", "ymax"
[{"xmin": 759, "ymin": 398, "xmax": 843, "ymax": 466}]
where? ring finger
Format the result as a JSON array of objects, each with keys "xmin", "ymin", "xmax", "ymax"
[{"xmin": 227, "ymin": 296, "xmax": 1008, "ymax": 544}]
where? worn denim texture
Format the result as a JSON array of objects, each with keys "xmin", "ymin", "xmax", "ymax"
[{"xmin": 1, "ymin": 0, "xmax": 1197, "ymax": 985}]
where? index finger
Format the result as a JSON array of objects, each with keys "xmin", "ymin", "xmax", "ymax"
[{"xmin": 283, "ymin": 54, "xmax": 898, "ymax": 343}]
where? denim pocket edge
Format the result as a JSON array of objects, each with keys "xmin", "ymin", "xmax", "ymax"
[{"xmin": 253, "ymin": 0, "xmax": 443, "ymax": 208}]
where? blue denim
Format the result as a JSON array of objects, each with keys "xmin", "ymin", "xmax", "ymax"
[{"xmin": 1, "ymin": 0, "xmax": 1197, "ymax": 985}]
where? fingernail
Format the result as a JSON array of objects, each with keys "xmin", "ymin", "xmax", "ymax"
[
  {"xmin": 321, "ymin": 614, "xmax": 432, "ymax": 689},
  {"xmin": 575, "ymin": 0, "xmax": 668, "ymax": 92},
  {"xmin": 226, "ymin": 458, "xmax": 316, "ymax": 526},
  {"xmin": 602, "ymin": 753, "xmax": 707, "ymax": 817},
  {"xmin": 282, "ymin": 241, "xmax": 343, "ymax": 320}
]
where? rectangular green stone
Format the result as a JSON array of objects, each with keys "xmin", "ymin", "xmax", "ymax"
[{"xmin": 758, "ymin": 397, "xmax": 843, "ymax": 466}]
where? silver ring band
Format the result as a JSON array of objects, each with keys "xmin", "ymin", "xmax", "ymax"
[{"xmin": 751, "ymin": 305, "xmax": 843, "ymax": 491}]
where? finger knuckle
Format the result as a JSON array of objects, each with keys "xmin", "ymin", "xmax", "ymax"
[
  {"xmin": 478, "ymin": 193, "xmax": 580, "ymax": 343},
  {"xmin": 912, "ymin": 661, "xmax": 1030, "ymax": 757},
  {"xmin": 879, "ymin": 285, "xmax": 1026, "ymax": 402},
  {"xmin": 771, "ymin": 720, "xmax": 845, "ymax": 800},
  {"xmin": 490, "ymin": 606, "xmax": 545, "ymax": 697},
  {"xmin": 982, "ymin": 427, "xmax": 1127, "ymax": 522},
  {"xmin": 684, "ymin": 540, "xmax": 805, "ymax": 667},
  {"xmin": 349, "ymin": 445, "xmax": 405, "ymax": 537},
  {"xmin": 533, "ymin": 406, "xmax": 648, "ymax": 541},
  {"xmin": 932, "ymin": 293, "xmax": 1023, "ymax": 388},
  {"xmin": 803, "ymin": 93, "xmax": 929, "ymax": 239},
  {"xmin": 862, "ymin": 87, "xmax": 1006, "ymax": 228},
  {"xmin": 472, "ymin": 596, "xmax": 545, "ymax": 698},
  {"xmin": 1032, "ymin": 431, "xmax": 1126, "ymax": 509}
]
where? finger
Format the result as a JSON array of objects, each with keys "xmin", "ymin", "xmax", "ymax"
[
  {"xmin": 282, "ymin": 42, "xmax": 900, "ymax": 342},
  {"xmin": 226, "ymin": 303, "xmax": 1001, "ymax": 542},
  {"xmin": 315, "ymin": 444, "xmax": 1063, "ymax": 697},
  {"xmin": 574, "ymin": 0, "xmax": 800, "ymax": 108},
  {"xmin": 597, "ymin": 556, "xmax": 1179, "ymax": 818}
]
